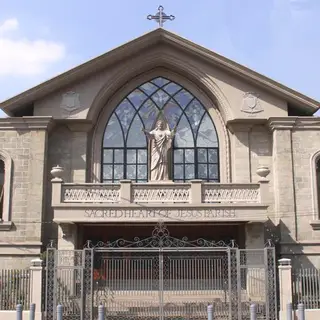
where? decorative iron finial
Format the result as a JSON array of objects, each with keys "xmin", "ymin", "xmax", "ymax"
[{"xmin": 147, "ymin": 5, "xmax": 175, "ymax": 28}]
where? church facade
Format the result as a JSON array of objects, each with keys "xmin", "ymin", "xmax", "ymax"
[{"xmin": 0, "ymin": 28, "xmax": 319, "ymax": 273}]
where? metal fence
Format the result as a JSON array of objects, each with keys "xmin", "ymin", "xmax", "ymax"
[
  {"xmin": 0, "ymin": 269, "xmax": 30, "ymax": 310},
  {"xmin": 293, "ymin": 268, "xmax": 320, "ymax": 309},
  {"xmin": 45, "ymin": 222, "xmax": 277, "ymax": 320}
]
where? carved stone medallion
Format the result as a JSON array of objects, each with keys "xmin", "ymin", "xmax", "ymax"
[
  {"xmin": 60, "ymin": 91, "xmax": 81, "ymax": 118},
  {"xmin": 241, "ymin": 92, "xmax": 263, "ymax": 115}
]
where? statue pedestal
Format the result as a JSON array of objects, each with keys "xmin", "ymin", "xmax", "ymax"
[{"xmin": 148, "ymin": 180, "xmax": 174, "ymax": 184}]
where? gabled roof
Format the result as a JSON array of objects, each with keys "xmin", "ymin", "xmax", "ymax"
[{"xmin": 1, "ymin": 28, "xmax": 319, "ymax": 116}]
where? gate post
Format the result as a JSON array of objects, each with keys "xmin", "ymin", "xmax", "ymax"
[
  {"xmin": 30, "ymin": 259, "xmax": 43, "ymax": 320},
  {"xmin": 45, "ymin": 247, "xmax": 56, "ymax": 320},
  {"xmin": 278, "ymin": 259, "xmax": 293, "ymax": 320}
]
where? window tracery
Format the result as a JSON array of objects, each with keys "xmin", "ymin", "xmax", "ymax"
[{"xmin": 102, "ymin": 77, "xmax": 219, "ymax": 182}]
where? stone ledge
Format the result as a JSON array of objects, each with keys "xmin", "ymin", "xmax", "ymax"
[
  {"xmin": 0, "ymin": 221, "xmax": 13, "ymax": 231},
  {"xmin": 0, "ymin": 242, "xmax": 42, "ymax": 255},
  {"xmin": 310, "ymin": 220, "xmax": 320, "ymax": 230},
  {"xmin": 0, "ymin": 116, "xmax": 53, "ymax": 130}
]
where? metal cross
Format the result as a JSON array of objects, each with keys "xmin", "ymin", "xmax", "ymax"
[{"xmin": 147, "ymin": 5, "xmax": 175, "ymax": 28}]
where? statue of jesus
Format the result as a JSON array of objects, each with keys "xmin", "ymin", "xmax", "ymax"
[{"xmin": 142, "ymin": 120, "xmax": 176, "ymax": 181}]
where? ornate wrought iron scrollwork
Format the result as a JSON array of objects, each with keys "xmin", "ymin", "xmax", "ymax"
[{"xmin": 84, "ymin": 221, "xmax": 238, "ymax": 249}]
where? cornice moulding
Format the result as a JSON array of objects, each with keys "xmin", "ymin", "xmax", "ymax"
[
  {"xmin": 0, "ymin": 116, "xmax": 54, "ymax": 130},
  {"xmin": 226, "ymin": 119, "xmax": 267, "ymax": 133},
  {"xmin": 268, "ymin": 117, "xmax": 320, "ymax": 131}
]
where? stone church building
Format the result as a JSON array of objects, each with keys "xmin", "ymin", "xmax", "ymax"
[{"xmin": 0, "ymin": 28, "xmax": 319, "ymax": 271}]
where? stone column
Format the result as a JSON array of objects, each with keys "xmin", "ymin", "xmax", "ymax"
[
  {"xmin": 278, "ymin": 258, "xmax": 293, "ymax": 320},
  {"xmin": 245, "ymin": 223, "xmax": 265, "ymax": 300},
  {"xmin": 30, "ymin": 258, "xmax": 43, "ymax": 320}
]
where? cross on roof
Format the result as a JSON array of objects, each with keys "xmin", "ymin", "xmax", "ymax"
[{"xmin": 147, "ymin": 5, "xmax": 175, "ymax": 28}]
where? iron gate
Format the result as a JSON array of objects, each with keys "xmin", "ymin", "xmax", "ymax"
[{"xmin": 45, "ymin": 223, "xmax": 277, "ymax": 320}]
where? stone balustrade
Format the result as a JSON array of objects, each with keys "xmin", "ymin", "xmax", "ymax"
[
  {"xmin": 53, "ymin": 179, "xmax": 265, "ymax": 204},
  {"xmin": 50, "ymin": 165, "xmax": 270, "ymax": 224}
]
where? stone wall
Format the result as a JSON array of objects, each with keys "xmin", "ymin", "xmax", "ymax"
[{"xmin": 0, "ymin": 118, "xmax": 51, "ymax": 269}]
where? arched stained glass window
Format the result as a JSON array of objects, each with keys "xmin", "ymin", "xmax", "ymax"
[
  {"xmin": 316, "ymin": 159, "xmax": 320, "ymax": 216},
  {"xmin": 102, "ymin": 77, "xmax": 219, "ymax": 182}
]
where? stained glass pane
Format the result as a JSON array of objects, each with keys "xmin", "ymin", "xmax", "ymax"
[
  {"xmin": 114, "ymin": 165, "xmax": 124, "ymax": 179},
  {"xmin": 174, "ymin": 164, "xmax": 183, "ymax": 179},
  {"xmin": 185, "ymin": 164, "xmax": 195, "ymax": 180},
  {"xmin": 174, "ymin": 114, "xmax": 194, "ymax": 148},
  {"xmin": 138, "ymin": 150, "xmax": 147, "ymax": 163},
  {"xmin": 173, "ymin": 89, "xmax": 193, "ymax": 109},
  {"xmin": 115, "ymin": 100, "xmax": 136, "ymax": 138},
  {"xmin": 198, "ymin": 164, "xmax": 208, "ymax": 179},
  {"xmin": 103, "ymin": 114, "xmax": 124, "ymax": 147},
  {"xmin": 127, "ymin": 115, "xmax": 146, "ymax": 147},
  {"xmin": 185, "ymin": 149, "xmax": 194, "ymax": 163},
  {"xmin": 208, "ymin": 149, "xmax": 218, "ymax": 163},
  {"xmin": 140, "ymin": 82, "xmax": 158, "ymax": 95},
  {"xmin": 151, "ymin": 77, "xmax": 170, "ymax": 87},
  {"xmin": 103, "ymin": 165, "xmax": 112, "ymax": 179},
  {"xmin": 103, "ymin": 150, "xmax": 112, "ymax": 163},
  {"xmin": 139, "ymin": 99, "xmax": 159, "ymax": 130},
  {"xmin": 127, "ymin": 150, "xmax": 136, "ymax": 163},
  {"xmin": 209, "ymin": 164, "xmax": 219, "ymax": 180},
  {"xmin": 198, "ymin": 149, "xmax": 207, "ymax": 163},
  {"xmin": 162, "ymin": 82, "xmax": 182, "ymax": 95},
  {"xmin": 185, "ymin": 100, "xmax": 205, "ymax": 132},
  {"xmin": 174, "ymin": 149, "xmax": 183, "ymax": 163},
  {"xmin": 152, "ymin": 90, "xmax": 170, "ymax": 109},
  {"xmin": 127, "ymin": 165, "xmax": 136, "ymax": 179},
  {"xmin": 114, "ymin": 150, "xmax": 123, "ymax": 163},
  {"xmin": 197, "ymin": 113, "xmax": 218, "ymax": 147},
  {"xmin": 137, "ymin": 165, "xmax": 147, "ymax": 179},
  {"xmin": 127, "ymin": 89, "xmax": 147, "ymax": 108},
  {"xmin": 163, "ymin": 100, "xmax": 182, "ymax": 129}
]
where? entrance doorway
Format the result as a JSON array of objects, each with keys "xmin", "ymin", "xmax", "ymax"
[{"xmin": 45, "ymin": 222, "xmax": 277, "ymax": 320}]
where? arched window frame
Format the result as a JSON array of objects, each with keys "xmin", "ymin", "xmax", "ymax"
[
  {"xmin": 311, "ymin": 151, "xmax": 320, "ymax": 222},
  {"xmin": 101, "ymin": 78, "xmax": 220, "ymax": 182},
  {"xmin": 91, "ymin": 70, "xmax": 229, "ymax": 183},
  {"xmin": 0, "ymin": 150, "xmax": 13, "ymax": 230}
]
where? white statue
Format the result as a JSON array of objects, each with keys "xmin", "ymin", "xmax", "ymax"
[{"xmin": 142, "ymin": 119, "xmax": 176, "ymax": 181}]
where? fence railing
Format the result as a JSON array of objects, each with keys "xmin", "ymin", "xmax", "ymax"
[
  {"xmin": 0, "ymin": 269, "xmax": 30, "ymax": 310},
  {"xmin": 292, "ymin": 268, "xmax": 320, "ymax": 309}
]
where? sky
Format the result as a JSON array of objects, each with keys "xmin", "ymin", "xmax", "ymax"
[{"xmin": 0, "ymin": 0, "xmax": 319, "ymax": 117}]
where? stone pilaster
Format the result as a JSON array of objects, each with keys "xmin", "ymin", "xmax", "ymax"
[
  {"xmin": 57, "ymin": 223, "xmax": 78, "ymax": 250},
  {"xmin": 230, "ymin": 124, "xmax": 251, "ymax": 183},
  {"xmin": 268, "ymin": 119, "xmax": 297, "ymax": 242},
  {"xmin": 67, "ymin": 121, "xmax": 92, "ymax": 183}
]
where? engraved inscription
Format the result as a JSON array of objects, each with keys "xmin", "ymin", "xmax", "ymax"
[{"xmin": 84, "ymin": 208, "xmax": 237, "ymax": 220}]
